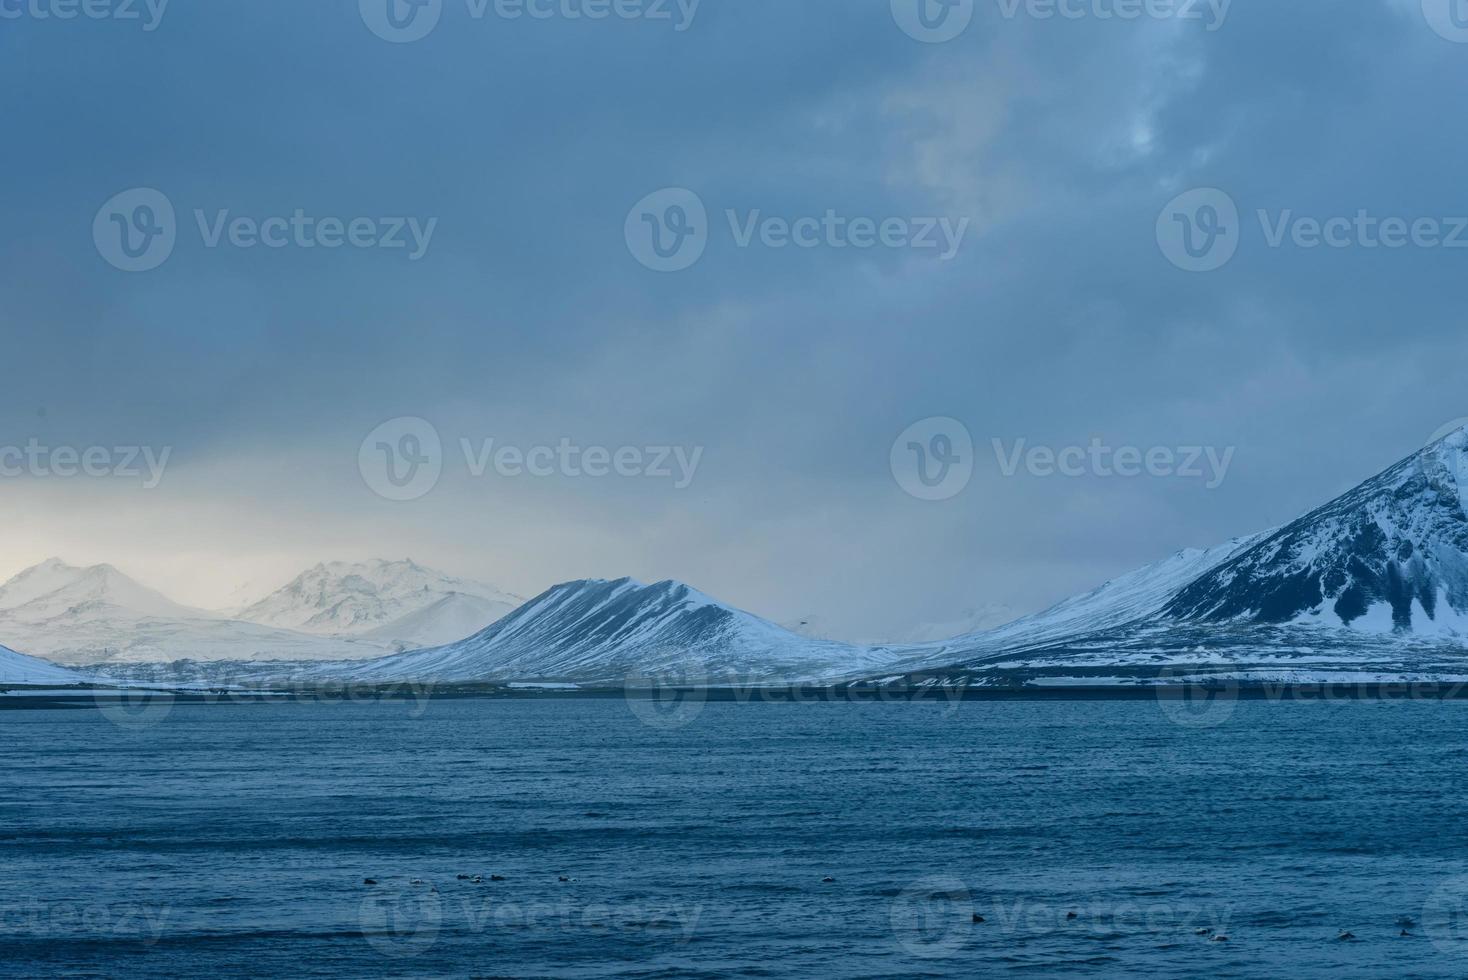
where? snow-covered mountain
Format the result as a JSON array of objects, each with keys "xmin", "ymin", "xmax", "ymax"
[
  {"xmin": 0, "ymin": 560, "xmax": 415, "ymax": 665},
  {"xmin": 330, "ymin": 424, "xmax": 1468, "ymax": 688},
  {"xmin": 235, "ymin": 560, "xmax": 523, "ymax": 650},
  {"xmin": 0, "ymin": 559, "xmax": 197, "ymax": 620},
  {"xmin": 0, "ymin": 642, "xmax": 93, "ymax": 686},
  {"xmin": 1163, "ymin": 428, "xmax": 1468, "ymax": 633},
  {"xmin": 335, "ymin": 578, "xmax": 895, "ymax": 684},
  {"xmin": 883, "ymin": 425, "xmax": 1468, "ymax": 685},
  {"xmin": 14, "ymin": 426, "xmax": 1468, "ymax": 686}
]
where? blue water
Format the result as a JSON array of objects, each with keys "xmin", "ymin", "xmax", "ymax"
[{"xmin": 6, "ymin": 696, "xmax": 1468, "ymax": 978}]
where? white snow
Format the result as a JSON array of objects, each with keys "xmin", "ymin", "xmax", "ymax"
[
  {"xmin": 0, "ymin": 558, "xmax": 520, "ymax": 665},
  {"xmin": 235, "ymin": 559, "xmax": 523, "ymax": 647},
  {"xmin": 0, "ymin": 644, "xmax": 91, "ymax": 686}
]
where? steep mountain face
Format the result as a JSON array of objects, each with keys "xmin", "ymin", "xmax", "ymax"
[
  {"xmin": 340, "ymin": 578, "xmax": 894, "ymax": 683},
  {"xmin": 883, "ymin": 427, "xmax": 1468, "ymax": 686},
  {"xmin": 1164, "ymin": 428, "xmax": 1468, "ymax": 635},
  {"xmin": 236, "ymin": 559, "xmax": 523, "ymax": 649},
  {"xmin": 0, "ymin": 643, "xmax": 92, "ymax": 685}
]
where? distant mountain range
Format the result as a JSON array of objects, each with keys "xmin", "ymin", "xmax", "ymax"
[
  {"xmin": 7, "ymin": 426, "xmax": 1468, "ymax": 688},
  {"xmin": 0, "ymin": 559, "xmax": 522, "ymax": 666},
  {"xmin": 322, "ymin": 424, "xmax": 1468, "ymax": 687}
]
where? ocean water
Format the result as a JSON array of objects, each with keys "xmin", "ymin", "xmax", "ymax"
[{"xmin": 6, "ymin": 695, "xmax": 1468, "ymax": 978}]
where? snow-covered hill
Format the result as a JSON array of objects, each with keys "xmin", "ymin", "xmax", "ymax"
[
  {"xmin": 336, "ymin": 578, "xmax": 895, "ymax": 684},
  {"xmin": 236, "ymin": 560, "xmax": 523, "ymax": 650},
  {"xmin": 0, "ymin": 643, "xmax": 92, "ymax": 686}
]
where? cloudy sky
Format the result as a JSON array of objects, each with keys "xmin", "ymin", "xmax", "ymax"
[{"xmin": 1, "ymin": 0, "xmax": 1465, "ymax": 640}]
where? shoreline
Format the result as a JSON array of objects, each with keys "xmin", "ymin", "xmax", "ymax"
[{"xmin": 8, "ymin": 679, "xmax": 1468, "ymax": 710}]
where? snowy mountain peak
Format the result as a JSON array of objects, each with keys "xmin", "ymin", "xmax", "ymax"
[
  {"xmin": 340, "ymin": 576, "xmax": 894, "ymax": 684},
  {"xmin": 1164, "ymin": 434, "xmax": 1468, "ymax": 634},
  {"xmin": 0, "ymin": 560, "xmax": 199, "ymax": 619},
  {"xmin": 236, "ymin": 559, "xmax": 524, "ymax": 648},
  {"xmin": 1422, "ymin": 425, "xmax": 1468, "ymax": 516}
]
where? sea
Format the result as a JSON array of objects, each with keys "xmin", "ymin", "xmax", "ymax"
[{"xmin": 6, "ymin": 693, "xmax": 1468, "ymax": 978}]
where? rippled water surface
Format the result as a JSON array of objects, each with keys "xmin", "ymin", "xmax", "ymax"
[{"xmin": 6, "ymin": 697, "xmax": 1468, "ymax": 978}]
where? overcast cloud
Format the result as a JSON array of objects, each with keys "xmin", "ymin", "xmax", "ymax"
[{"xmin": 1, "ymin": 0, "xmax": 1464, "ymax": 640}]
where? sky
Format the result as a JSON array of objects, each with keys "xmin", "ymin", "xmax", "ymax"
[{"xmin": 1, "ymin": 0, "xmax": 1466, "ymax": 641}]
